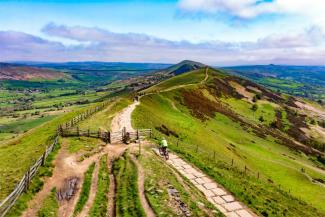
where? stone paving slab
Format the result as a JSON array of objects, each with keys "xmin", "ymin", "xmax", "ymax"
[{"xmin": 153, "ymin": 149, "xmax": 257, "ymax": 217}]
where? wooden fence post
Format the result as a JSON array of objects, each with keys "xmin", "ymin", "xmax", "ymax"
[
  {"xmin": 41, "ymin": 152, "xmax": 46, "ymax": 166},
  {"xmin": 139, "ymin": 136, "xmax": 141, "ymax": 156},
  {"xmin": 257, "ymin": 172, "xmax": 260, "ymax": 179},
  {"xmin": 137, "ymin": 129, "xmax": 139, "ymax": 140},
  {"xmin": 149, "ymin": 129, "xmax": 152, "ymax": 138},
  {"xmin": 108, "ymin": 131, "xmax": 111, "ymax": 144},
  {"xmin": 24, "ymin": 169, "xmax": 30, "ymax": 192},
  {"xmin": 88, "ymin": 129, "xmax": 90, "ymax": 137},
  {"xmin": 231, "ymin": 159, "xmax": 234, "ymax": 166}
]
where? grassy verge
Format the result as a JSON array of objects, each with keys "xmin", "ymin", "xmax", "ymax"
[
  {"xmin": 37, "ymin": 188, "xmax": 59, "ymax": 217},
  {"xmin": 113, "ymin": 153, "xmax": 145, "ymax": 217},
  {"xmin": 73, "ymin": 162, "xmax": 96, "ymax": 216},
  {"xmin": 5, "ymin": 139, "xmax": 61, "ymax": 217},
  {"xmin": 139, "ymin": 149, "xmax": 222, "ymax": 216},
  {"xmin": 89, "ymin": 155, "xmax": 110, "ymax": 217}
]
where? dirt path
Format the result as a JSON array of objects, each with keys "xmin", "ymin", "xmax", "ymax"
[
  {"xmin": 77, "ymin": 160, "xmax": 100, "ymax": 217},
  {"xmin": 130, "ymin": 154, "xmax": 156, "ymax": 217},
  {"xmin": 111, "ymin": 100, "xmax": 139, "ymax": 132},
  {"xmin": 21, "ymin": 139, "xmax": 102, "ymax": 217},
  {"xmin": 201, "ymin": 67, "xmax": 209, "ymax": 84}
]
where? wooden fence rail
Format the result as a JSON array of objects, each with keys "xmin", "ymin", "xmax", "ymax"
[
  {"xmin": 0, "ymin": 136, "xmax": 59, "ymax": 217},
  {"xmin": 60, "ymin": 127, "xmax": 152, "ymax": 144}
]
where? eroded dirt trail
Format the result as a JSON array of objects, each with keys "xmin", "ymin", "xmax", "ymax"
[{"xmin": 22, "ymin": 139, "xmax": 103, "ymax": 217}]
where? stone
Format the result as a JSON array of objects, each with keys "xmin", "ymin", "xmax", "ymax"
[
  {"xmin": 212, "ymin": 196, "xmax": 226, "ymax": 204},
  {"xmin": 203, "ymin": 182, "xmax": 218, "ymax": 190},
  {"xmin": 184, "ymin": 173, "xmax": 196, "ymax": 180},
  {"xmin": 222, "ymin": 195, "xmax": 235, "ymax": 202},
  {"xmin": 236, "ymin": 209, "xmax": 254, "ymax": 217},
  {"xmin": 182, "ymin": 164, "xmax": 192, "ymax": 169},
  {"xmin": 202, "ymin": 189, "xmax": 215, "ymax": 197},
  {"xmin": 201, "ymin": 176, "xmax": 213, "ymax": 183},
  {"xmin": 215, "ymin": 203, "xmax": 227, "ymax": 213},
  {"xmin": 223, "ymin": 202, "xmax": 242, "ymax": 212},
  {"xmin": 225, "ymin": 211, "xmax": 240, "ymax": 217},
  {"xmin": 211, "ymin": 188, "xmax": 227, "ymax": 196},
  {"xmin": 195, "ymin": 184, "xmax": 206, "ymax": 192},
  {"xmin": 184, "ymin": 168, "xmax": 197, "ymax": 174},
  {"xmin": 194, "ymin": 178, "xmax": 205, "ymax": 184}
]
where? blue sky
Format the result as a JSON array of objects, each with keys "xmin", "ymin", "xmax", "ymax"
[{"xmin": 1, "ymin": 0, "xmax": 325, "ymax": 65}]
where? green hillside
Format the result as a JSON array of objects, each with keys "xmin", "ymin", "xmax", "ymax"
[{"xmin": 133, "ymin": 68, "xmax": 325, "ymax": 216}]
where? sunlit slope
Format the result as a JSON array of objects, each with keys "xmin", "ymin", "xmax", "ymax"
[{"xmin": 133, "ymin": 68, "xmax": 325, "ymax": 216}]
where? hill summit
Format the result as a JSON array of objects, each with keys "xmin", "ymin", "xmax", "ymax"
[{"xmin": 159, "ymin": 60, "xmax": 206, "ymax": 76}]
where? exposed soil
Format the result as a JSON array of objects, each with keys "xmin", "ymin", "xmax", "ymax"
[
  {"xmin": 295, "ymin": 101, "xmax": 325, "ymax": 119},
  {"xmin": 21, "ymin": 139, "xmax": 102, "ymax": 217}
]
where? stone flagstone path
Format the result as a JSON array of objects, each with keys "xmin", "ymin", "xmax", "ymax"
[{"xmin": 161, "ymin": 151, "xmax": 257, "ymax": 217}]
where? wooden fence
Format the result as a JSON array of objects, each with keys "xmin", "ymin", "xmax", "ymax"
[
  {"xmin": 0, "ymin": 101, "xmax": 111, "ymax": 217},
  {"xmin": 0, "ymin": 136, "xmax": 59, "ymax": 217},
  {"xmin": 60, "ymin": 101, "xmax": 111, "ymax": 130},
  {"xmin": 60, "ymin": 127, "xmax": 152, "ymax": 144}
]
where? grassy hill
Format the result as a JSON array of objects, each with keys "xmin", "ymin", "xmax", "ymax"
[{"xmin": 133, "ymin": 67, "xmax": 325, "ymax": 216}]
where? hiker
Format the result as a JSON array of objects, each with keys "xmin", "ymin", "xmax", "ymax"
[{"xmin": 159, "ymin": 137, "xmax": 169, "ymax": 159}]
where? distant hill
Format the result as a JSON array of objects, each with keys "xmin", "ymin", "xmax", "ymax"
[
  {"xmin": 0, "ymin": 63, "xmax": 67, "ymax": 81},
  {"xmin": 158, "ymin": 60, "xmax": 206, "ymax": 76},
  {"xmin": 223, "ymin": 64, "xmax": 325, "ymax": 102}
]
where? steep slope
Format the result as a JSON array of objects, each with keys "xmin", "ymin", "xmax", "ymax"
[
  {"xmin": 133, "ymin": 68, "xmax": 325, "ymax": 216},
  {"xmin": 0, "ymin": 63, "xmax": 68, "ymax": 81}
]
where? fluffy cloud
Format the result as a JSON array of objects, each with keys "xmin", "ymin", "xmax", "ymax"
[
  {"xmin": 178, "ymin": 0, "xmax": 325, "ymax": 19},
  {"xmin": 1, "ymin": 24, "xmax": 325, "ymax": 65}
]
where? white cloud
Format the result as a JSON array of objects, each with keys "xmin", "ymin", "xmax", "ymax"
[
  {"xmin": 178, "ymin": 0, "xmax": 325, "ymax": 20},
  {"xmin": 1, "ymin": 24, "xmax": 325, "ymax": 65}
]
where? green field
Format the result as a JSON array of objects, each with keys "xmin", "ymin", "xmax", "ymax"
[{"xmin": 132, "ymin": 69, "xmax": 325, "ymax": 216}]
